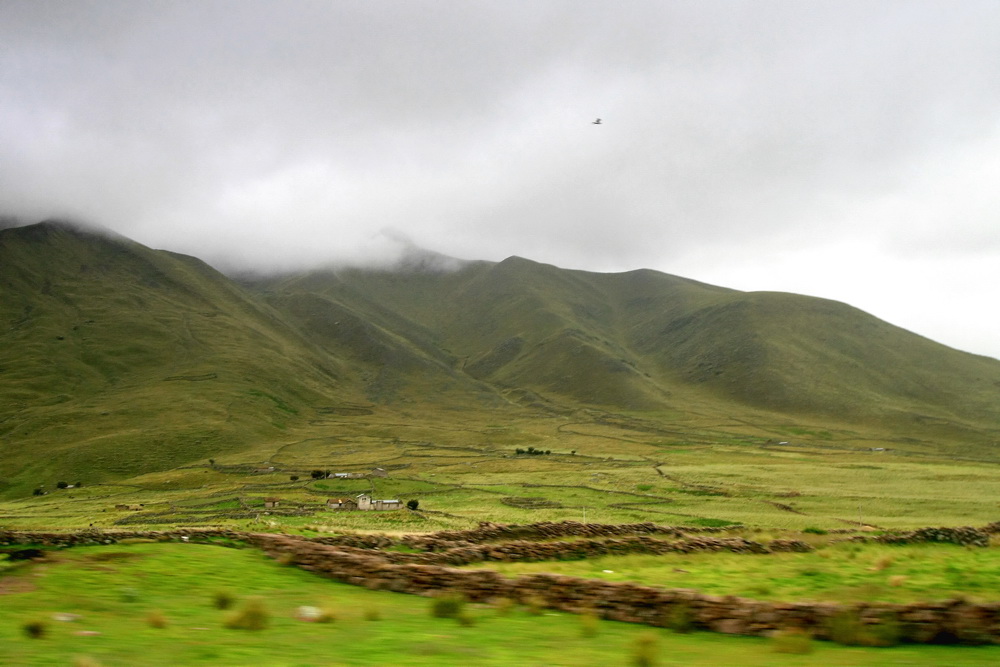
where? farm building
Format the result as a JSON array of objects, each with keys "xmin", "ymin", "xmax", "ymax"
[
  {"xmin": 326, "ymin": 497, "xmax": 358, "ymax": 510},
  {"xmin": 356, "ymin": 493, "xmax": 402, "ymax": 511},
  {"xmin": 264, "ymin": 497, "xmax": 281, "ymax": 508}
]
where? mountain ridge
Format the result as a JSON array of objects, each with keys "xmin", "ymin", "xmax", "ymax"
[{"xmin": 2, "ymin": 220, "xmax": 999, "ymax": 496}]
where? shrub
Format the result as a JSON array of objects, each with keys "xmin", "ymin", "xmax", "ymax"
[
  {"xmin": 224, "ymin": 597, "xmax": 270, "ymax": 631},
  {"xmin": 492, "ymin": 597, "xmax": 515, "ymax": 616},
  {"xmin": 213, "ymin": 590, "xmax": 235, "ymax": 610},
  {"xmin": 22, "ymin": 619, "xmax": 47, "ymax": 638},
  {"xmin": 407, "ymin": 499, "xmax": 419, "ymax": 510},
  {"xmin": 580, "ymin": 610, "xmax": 600, "ymax": 637},
  {"xmin": 772, "ymin": 628, "xmax": 813, "ymax": 654},
  {"xmin": 289, "ymin": 475, "xmax": 299, "ymax": 481},
  {"xmin": 827, "ymin": 609, "xmax": 900, "ymax": 647},
  {"xmin": 871, "ymin": 555, "xmax": 894, "ymax": 571},
  {"xmin": 631, "ymin": 631, "xmax": 660, "ymax": 666},
  {"xmin": 524, "ymin": 595, "xmax": 546, "ymax": 615},
  {"xmin": 865, "ymin": 612, "xmax": 902, "ymax": 647},
  {"xmin": 456, "ymin": 609, "xmax": 476, "ymax": 626},
  {"xmin": 803, "ymin": 527, "xmax": 828, "ymax": 535},
  {"xmin": 56, "ymin": 481, "xmax": 69, "ymax": 489},
  {"xmin": 888, "ymin": 575, "xmax": 908, "ymax": 587},
  {"xmin": 430, "ymin": 592, "xmax": 466, "ymax": 619},
  {"xmin": 363, "ymin": 606, "xmax": 381, "ymax": 621},
  {"xmin": 663, "ymin": 602, "xmax": 694, "ymax": 633},
  {"xmin": 146, "ymin": 610, "xmax": 168, "ymax": 629},
  {"xmin": 827, "ymin": 610, "xmax": 865, "ymax": 646}
]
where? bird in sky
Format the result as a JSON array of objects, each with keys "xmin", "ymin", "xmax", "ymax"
[{"xmin": 592, "ymin": 118, "xmax": 602, "ymax": 124}]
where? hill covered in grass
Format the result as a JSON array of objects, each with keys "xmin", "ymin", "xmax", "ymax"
[
  {"xmin": 2, "ymin": 219, "xmax": 999, "ymax": 497},
  {"xmin": 255, "ymin": 253, "xmax": 1000, "ymax": 448},
  {"xmin": 0, "ymin": 221, "xmax": 364, "ymax": 495}
]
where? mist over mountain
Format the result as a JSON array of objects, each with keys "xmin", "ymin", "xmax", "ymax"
[{"xmin": 2, "ymin": 221, "xmax": 999, "ymax": 496}]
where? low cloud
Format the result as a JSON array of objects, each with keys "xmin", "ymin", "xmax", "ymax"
[{"xmin": 2, "ymin": 0, "xmax": 999, "ymax": 358}]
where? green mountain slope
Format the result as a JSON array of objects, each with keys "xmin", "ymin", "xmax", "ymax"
[
  {"xmin": 0, "ymin": 222, "xmax": 357, "ymax": 494},
  {"xmin": 2, "ymin": 222, "xmax": 999, "ymax": 498},
  {"xmin": 256, "ymin": 254, "xmax": 1000, "ymax": 449}
]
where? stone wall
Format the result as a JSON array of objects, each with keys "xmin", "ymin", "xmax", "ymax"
[
  {"xmin": 846, "ymin": 526, "xmax": 990, "ymax": 548},
  {"xmin": 2, "ymin": 522, "xmax": 997, "ymax": 644},
  {"xmin": 244, "ymin": 532, "xmax": 999, "ymax": 644}
]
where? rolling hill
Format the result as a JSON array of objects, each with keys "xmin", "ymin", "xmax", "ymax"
[{"xmin": 2, "ymin": 220, "xmax": 999, "ymax": 497}]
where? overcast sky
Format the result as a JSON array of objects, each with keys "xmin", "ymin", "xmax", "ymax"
[{"xmin": 3, "ymin": 1, "xmax": 999, "ymax": 360}]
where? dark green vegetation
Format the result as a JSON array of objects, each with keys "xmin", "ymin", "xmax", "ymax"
[
  {"xmin": 3, "ymin": 542, "xmax": 998, "ymax": 666},
  {"xmin": 2, "ymin": 219, "xmax": 999, "ymax": 503}
]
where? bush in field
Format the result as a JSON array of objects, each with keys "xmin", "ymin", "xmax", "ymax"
[
  {"xmin": 430, "ymin": 592, "xmax": 466, "ymax": 618},
  {"xmin": 827, "ymin": 609, "xmax": 865, "ymax": 645},
  {"xmin": 772, "ymin": 628, "xmax": 813, "ymax": 654},
  {"xmin": 827, "ymin": 609, "xmax": 900, "ymax": 647},
  {"xmin": 580, "ymin": 610, "xmax": 600, "ymax": 637},
  {"xmin": 407, "ymin": 499, "xmax": 419, "ymax": 510},
  {"xmin": 865, "ymin": 613, "xmax": 902, "ymax": 647},
  {"xmin": 363, "ymin": 605, "xmax": 381, "ymax": 621},
  {"xmin": 493, "ymin": 597, "xmax": 515, "ymax": 616},
  {"xmin": 663, "ymin": 602, "xmax": 694, "ymax": 633},
  {"xmin": 146, "ymin": 610, "xmax": 168, "ymax": 629},
  {"xmin": 213, "ymin": 590, "xmax": 235, "ymax": 610},
  {"xmin": 224, "ymin": 596, "xmax": 270, "ymax": 630},
  {"xmin": 631, "ymin": 631, "xmax": 660, "ymax": 666},
  {"xmin": 22, "ymin": 619, "xmax": 47, "ymax": 638},
  {"xmin": 524, "ymin": 595, "xmax": 546, "ymax": 615}
]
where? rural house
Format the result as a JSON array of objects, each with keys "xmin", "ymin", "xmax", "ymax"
[
  {"xmin": 356, "ymin": 493, "xmax": 403, "ymax": 511},
  {"xmin": 326, "ymin": 497, "xmax": 358, "ymax": 510},
  {"xmin": 264, "ymin": 497, "xmax": 281, "ymax": 508}
]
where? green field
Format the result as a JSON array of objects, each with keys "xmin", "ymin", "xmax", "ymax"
[
  {"xmin": 464, "ymin": 540, "xmax": 1000, "ymax": 605},
  {"xmin": 3, "ymin": 542, "xmax": 999, "ymax": 666},
  {"xmin": 3, "ymin": 413, "xmax": 998, "ymax": 533}
]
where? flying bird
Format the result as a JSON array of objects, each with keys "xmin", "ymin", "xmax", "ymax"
[{"xmin": 592, "ymin": 118, "xmax": 602, "ymax": 125}]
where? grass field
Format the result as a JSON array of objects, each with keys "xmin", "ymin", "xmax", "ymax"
[
  {"xmin": 3, "ymin": 408, "xmax": 999, "ymax": 533},
  {"xmin": 3, "ymin": 542, "xmax": 999, "ymax": 666},
  {"xmin": 464, "ymin": 539, "xmax": 1000, "ymax": 605}
]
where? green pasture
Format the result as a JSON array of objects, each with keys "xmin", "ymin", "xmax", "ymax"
[
  {"xmin": 3, "ymin": 542, "xmax": 999, "ymax": 666},
  {"xmin": 465, "ymin": 540, "xmax": 1000, "ymax": 605},
  {"xmin": 3, "ymin": 417, "xmax": 1000, "ymax": 531}
]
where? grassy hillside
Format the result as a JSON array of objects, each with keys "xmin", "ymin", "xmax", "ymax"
[
  {"xmin": 257, "ymin": 254, "xmax": 1000, "ymax": 456},
  {"xmin": 0, "ymin": 222, "xmax": 360, "ymax": 496},
  {"xmin": 3, "ymin": 220, "xmax": 1000, "ymax": 501}
]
